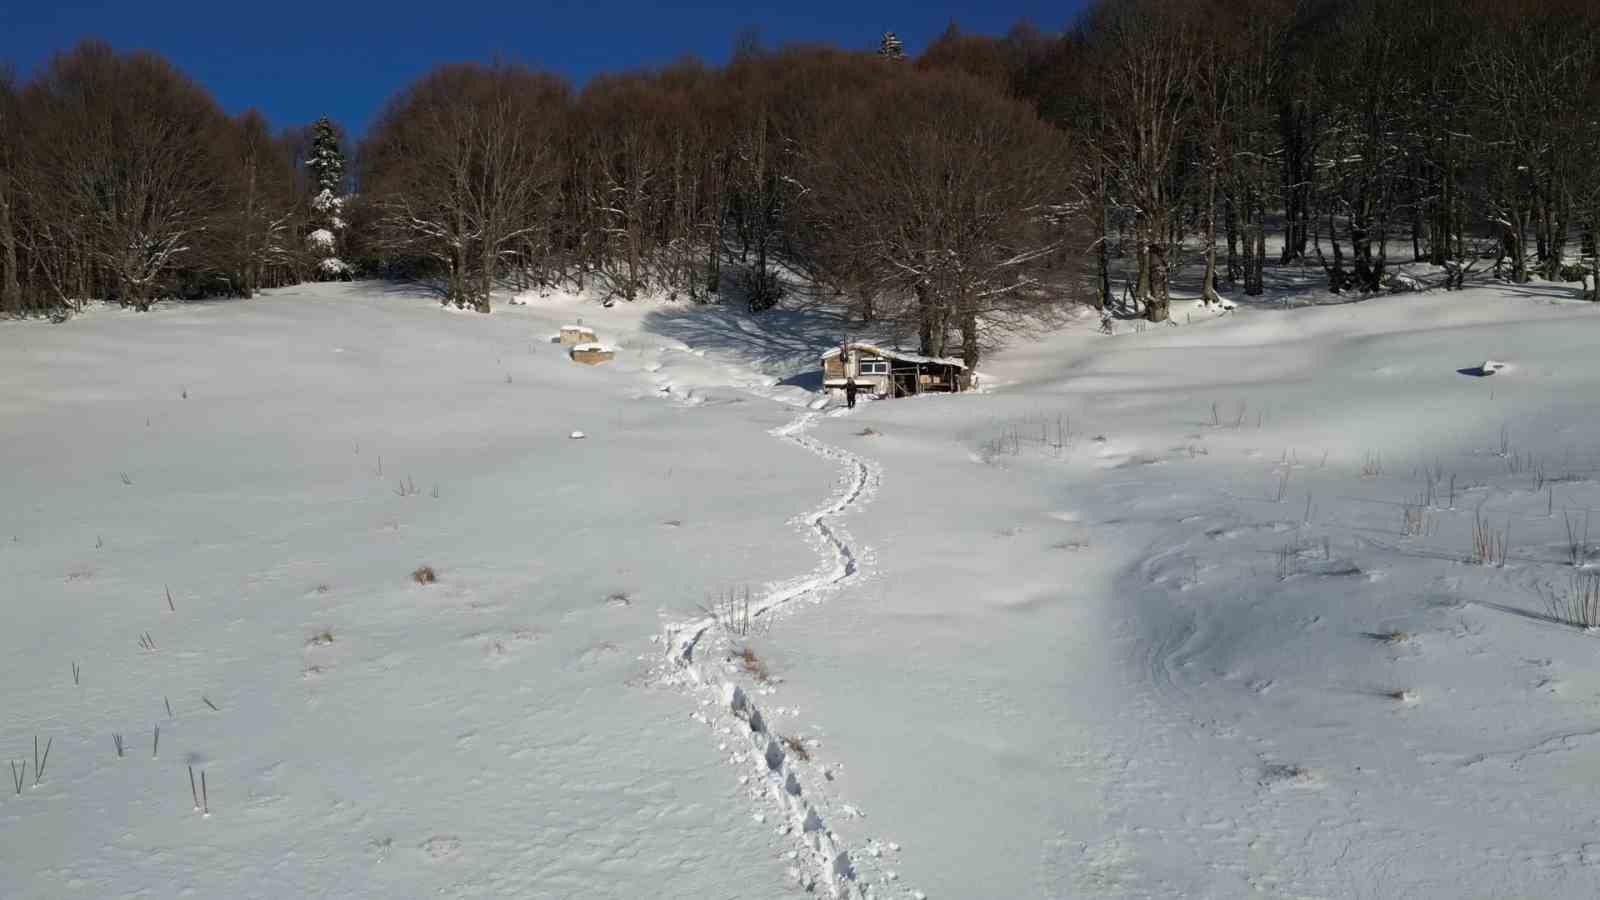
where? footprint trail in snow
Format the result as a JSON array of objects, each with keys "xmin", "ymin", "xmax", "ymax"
[{"xmin": 658, "ymin": 406, "xmax": 899, "ymax": 898}]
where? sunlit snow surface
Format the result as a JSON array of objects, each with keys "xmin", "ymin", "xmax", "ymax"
[{"xmin": 7, "ymin": 275, "xmax": 1600, "ymax": 898}]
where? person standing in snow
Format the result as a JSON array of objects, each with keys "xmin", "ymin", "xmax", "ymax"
[{"xmin": 845, "ymin": 376, "xmax": 859, "ymax": 409}]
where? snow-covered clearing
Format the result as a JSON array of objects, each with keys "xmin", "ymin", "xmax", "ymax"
[
  {"xmin": 0, "ymin": 284, "xmax": 828, "ymax": 897},
  {"xmin": 7, "ymin": 277, "xmax": 1600, "ymax": 898}
]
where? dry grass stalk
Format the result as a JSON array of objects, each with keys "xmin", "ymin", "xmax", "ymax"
[
  {"xmin": 1276, "ymin": 542, "xmax": 1298, "ymax": 581},
  {"xmin": 34, "ymin": 736, "xmax": 50, "ymax": 785},
  {"xmin": 1270, "ymin": 469, "xmax": 1290, "ymax": 502},
  {"xmin": 1471, "ymin": 508, "xmax": 1510, "ymax": 566},
  {"xmin": 702, "ymin": 586, "xmax": 753, "ymax": 637},
  {"xmin": 780, "ymin": 734, "xmax": 811, "ymax": 762},
  {"xmin": 1361, "ymin": 452, "xmax": 1383, "ymax": 478},
  {"xmin": 412, "ymin": 565, "xmax": 437, "ymax": 585},
  {"xmin": 1566, "ymin": 509, "xmax": 1591, "ymax": 567},
  {"xmin": 1401, "ymin": 500, "xmax": 1427, "ymax": 537},
  {"xmin": 1546, "ymin": 571, "xmax": 1600, "ymax": 628},
  {"xmin": 731, "ymin": 646, "xmax": 769, "ymax": 682}
]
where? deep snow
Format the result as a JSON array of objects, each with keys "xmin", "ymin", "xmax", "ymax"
[
  {"xmin": 0, "ymin": 284, "xmax": 828, "ymax": 897},
  {"xmin": 7, "ymin": 277, "xmax": 1600, "ymax": 898}
]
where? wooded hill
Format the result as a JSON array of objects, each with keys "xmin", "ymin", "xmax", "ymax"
[{"xmin": 2, "ymin": 0, "xmax": 1597, "ymax": 366}]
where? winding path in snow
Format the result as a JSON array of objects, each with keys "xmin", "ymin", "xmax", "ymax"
[
  {"xmin": 665, "ymin": 410, "xmax": 877, "ymax": 668},
  {"xmin": 660, "ymin": 407, "xmax": 887, "ymax": 898}
]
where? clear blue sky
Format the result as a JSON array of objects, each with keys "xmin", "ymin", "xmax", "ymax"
[{"xmin": 0, "ymin": 0, "xmax": 1083, "ymax": 137}]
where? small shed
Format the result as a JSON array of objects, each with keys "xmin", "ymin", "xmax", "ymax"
[
  {"xmin": 821, "ymin": 342, "xmax": 970, "ymax": 399},
  {"xmin": 570, "ymin": 342, "xmax": 615, "ymax": 365},
  {"xmin": 559, "ymin": 324, "xmax": 598, "ymax": 345}
]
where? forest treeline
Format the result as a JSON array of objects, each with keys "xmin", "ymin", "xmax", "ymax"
[{"xmin": 2, "ymin": 0, "xmax": 1598, "ymax": 364}]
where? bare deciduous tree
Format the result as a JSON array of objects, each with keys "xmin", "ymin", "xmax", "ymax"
[
  {"xmin": 806, "ymin": 70, "xmax": 1067, "ymax": 366},
  {"xmin": 363, "ymin": 63, "xmax": 568, "ymax": 312}
]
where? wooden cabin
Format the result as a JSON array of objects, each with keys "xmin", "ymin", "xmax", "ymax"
[
  {"xmin": 570, "ymin": 343, "xmax": 615, "ymax": 365},
  {"xmin": 820, "ymin": 342, "xmax": 970, "ymax": 400},
  {"xmin": 559, "ymin": 324, "xmax": 598, "ymax": 345}
]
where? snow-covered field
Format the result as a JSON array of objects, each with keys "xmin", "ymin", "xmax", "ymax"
[{"xmin": 6, "ymin": 277, "xmax": 1600, "ymax": 898}]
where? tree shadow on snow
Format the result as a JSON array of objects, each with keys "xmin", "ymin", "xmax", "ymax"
[
  {"xmin": 777, "ymin": 370, "xmax": 824, "ymax": 391},
  {"xmin": 641, "ymin": 298, "xmax": 860, "ymax": 378},
  {"xmin": 374, "ymin": 278, "xmax": 448, "ymax": 301}
]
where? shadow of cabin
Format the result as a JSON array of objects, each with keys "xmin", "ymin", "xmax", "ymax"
[{"xmin": 821, "ymin": 343, "xmax": 970, "ymax": 400}]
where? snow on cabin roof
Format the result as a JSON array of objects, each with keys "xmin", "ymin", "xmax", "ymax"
[
  {"xmin": 820, "ymin": 342, "xmax": 966, "ymax": 369},
  {"xmin": 571, "ymin": 342, "xmax": 614, "ymax": 352},
  {"xmin": 561, "ymin": 324, "xmax": 596, "ymax": 332}
]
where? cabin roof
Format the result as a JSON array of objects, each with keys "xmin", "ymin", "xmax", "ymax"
[{"xmin": 820, "ymin": 342, "xmax": 966, "ymax": 370}]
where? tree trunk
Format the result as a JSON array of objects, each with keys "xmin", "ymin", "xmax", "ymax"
[
  {"xmin": 1144, "ymin": 244, "xmax": 1169, "ymax": 322},
  {"xmin": 1511, "ymin": 210, "xmax": 1528, "ymax": 284},
  {"xmin": 1200, "ymin": 167, "xmax": 1221, "ymax": 306},
  {"xmin": 750, "ymin": 236, "xmax": 770, "ymax": 311},
  {"xmin": 705, "ymin": 210, "xmax": 721, "ymax": 298},
  {"xmin": 479, "ymin": 238, "xmax": 495, "ymax": 313},
  {"xmin": 241, "ymin": 158, "xmax": 257, "ymax": 299},
  {"xmin": 1544, "ymin": 203, "xmax": 1567, "ymax": 281},
  {"xmin": 1252, "ymin": 210, "xmax": 1266, "ymax": 296},
  {"xmin": 1429, "ymin": 165, "xmax": 1452, "ymax": 266},
  {"xmin": 1135, "ymin": 241, "xmax": 1151, "ymax": 315},
  {"xmin": 1328, "ymin": 212, "xmax": 1346, "ymax": 292},
  {"xmin": 1225, "ymin": 194, "xmax": 1240, "ymax": 286},
  {"xmin": 1589, "ymin": 209, "xmax": 1600, "ymax": 301},
  {"xmin": 959, "ymin": 309, "xmax": 979, "ymax": 369},
  {"xmin": 1279, "ymin": 102, "xmax": 1309, "ymax": 263},
  {"xmin": 917, "ymin": 281, "xmax": 933, "ymax": 353},
  {"xmin": 0, "ymin": 193, "xmax": 19, "ymax": 314},
  {"xmin": 1094, "ymin": 195, "xmax": 1110, "ymax": 310},
  {"xmin": 1144, "ymin": 292, "xmax": 1169, "ymax": 322},
  {"xmin": 1535, "ymin": 192, "xmax": 1550, "ymax": 269}
]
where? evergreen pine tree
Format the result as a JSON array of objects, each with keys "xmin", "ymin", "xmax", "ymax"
[
  {"xmin": 304, "ymin": 116, "xmax": 350, "ymax": 279},
  {"xmin": 878, "ymin": 32, "xmax": 905, "ymax": 61},
  {"xmin": 307, "ymin": 116, "xmax": 344, "ymax": 196}
]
